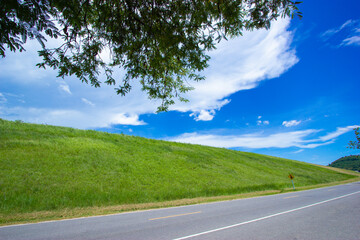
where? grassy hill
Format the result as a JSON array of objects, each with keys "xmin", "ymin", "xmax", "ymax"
[
  {"xmin": 329, "ymin": 155, "xmax": 360, "ymax": 172},
  {"xmin": 0, "ymin": 119, "xmax": 358, "ymax": 224}
]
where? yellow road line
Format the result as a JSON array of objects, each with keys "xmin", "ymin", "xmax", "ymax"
[
  {"xmin": 149, "ymin": 211, "xmax": 201, "ymax": 221},
  {"xmin": 283, "ymin": 195, "xmax": 299, "ymax": 199}
]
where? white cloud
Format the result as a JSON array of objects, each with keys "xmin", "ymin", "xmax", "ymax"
[
  {"xmin": 257, "ymin": 116, "xmax": 269, "ymax": 126},
  {"xmin": 293, "ymin": 149, "xmax": 304, "ymax": 154},
  {"xmin": 321, "ymin": 19, "xmax": 360, "ymax": 47},
  {"xmin": 171, "ymin": 18, "xmax": 298, "ymax": 120},
  {"xmin": 190, "ymin": 110, "xmax": 216, "ymax": 121},
  {"xmin": 169, "ymin": 130, "xmax": 319, "ymax": 149},
  {"xmin": 58, "ymin": 81, "xmax": 72, "ymax": 94},
  {"xmin": 341, "ymin": 36, "xmax": 360, "ymax": 46},
  {"xmin": 318, "ymin": 125, "xmax": 359, "ymax": 142},
  {"xmin": 321, "ymin": 20, "xmax": 354, "ymax": 39},
  {"xmin": 0, "ymin": 93, "xmax": 7, "ymax": 104},
  {"xmin": 110, "ymin": 113, "xmax": 146, "ymax": 126},
  {"xmin": 0, "ymin": 18, "xmax": 298, "ymax": 128},
  {"xmin": 169, "ymin": 125, "xmax": 358, "ymax": 149},
  {"xmin": 282, "ymin": 120, "xmax": 302, "ymax": 127},
  {"xmin": 0, "ymin": 106, "xmax": 147, "ymax": 128},
  {"xmin": 0, "ymin": 40, "xmax": 56, "ymax": 85},
  {"xmin": 81, "ymin": 98, "xmax": 95, "ymax": 107}
]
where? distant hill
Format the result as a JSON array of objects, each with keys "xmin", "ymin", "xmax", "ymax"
[
  {"xmin": 0, "ymin": 118, "xmax": 357, "ymax": 224},
  {"xmin": 329, "ymin": 155, "xmax": 360, "ymax": 172}
]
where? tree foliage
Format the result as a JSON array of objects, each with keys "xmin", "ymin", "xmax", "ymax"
[
  {"xmin": 1, "ymin": 0, "xmax": 302, "ymax": 111},
  {"xmin": 348, "ymin": 127, "xmax": 360, "ymax": 149}
]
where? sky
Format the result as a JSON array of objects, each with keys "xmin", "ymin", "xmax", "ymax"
[{"xmin": 1, "ymin": 0, "xmax": 359, "ymax": 166}]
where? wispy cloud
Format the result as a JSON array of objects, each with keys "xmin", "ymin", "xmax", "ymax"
[
  {"xmin": 0, "ymin": 106, "xmax": 147, "ymax": 129},
  {"xmin": 293, "ymin": 149, "xmax": 304, "ymax": 154},
  {"xmin": 169, "ymin": 125, "xmax": 359, "ymax": 149},
  {"xmin": 171, "ymin": 18, "xmax": 298, "ymax": 120},
  {"xmin": 282, "ymin": 120, "xmax": 302, "ymax": 127},
  {"xmin": 318, "ymin": 125, "xmax": 358, "ymax": 142},
  {"xmin": 0, "ymin": 93, "xmax": 7, "ymax": 104},
  {"xmin": 81, "ymin": 98, "xmax": 95, "ymax": 107},
  {"xmin": 0, "ymin": 93, "xmax": 26, "ymax": 106},
  {"xmin": 0, "ymin": 18, "xmax": 297, "ymax": 128},
  {"xmin": 321, "ymin": 19, "xmax": 360, "ymax": 47},
  {"xmin": 341, "ymin": 36, "xmax": 360, "ymax": 46},
  {"xmin": 169, "ymin": 130, "xmax": 319, "ymax": 149},
  {"xmin": 321, "ymin": 20, "xmax": 354, "ymax": 39},
  {"xmin": 58, "ymin": 81, "xmax": 72, "ymax": 94}
]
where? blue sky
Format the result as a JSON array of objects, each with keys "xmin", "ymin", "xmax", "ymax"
[{"xmin": 1, "ymin": 0, "xmax": 359, "ymax": 165}]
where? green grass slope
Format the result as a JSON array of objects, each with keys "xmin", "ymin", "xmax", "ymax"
[{"xmin": 0, "ymin": 119, "xmax": 357, "ymax": 220}]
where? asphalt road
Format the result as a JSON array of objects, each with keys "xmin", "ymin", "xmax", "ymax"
[{"xmin": 1, "ymin": 182, "xmax": 359, "ymax": 240}]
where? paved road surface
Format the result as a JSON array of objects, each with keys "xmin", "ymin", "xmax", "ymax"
[{"xmin": 1, "ymin": 182, "xmax": 359, "ymax": 240}]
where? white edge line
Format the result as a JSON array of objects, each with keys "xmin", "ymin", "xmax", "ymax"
[
  {"xmin": 173, "ymin": 190, "xmax": 360, "ymax": 240},
  {"xmin": 1, "ymin": 182, "xmax": 358, "ymax": 229}
]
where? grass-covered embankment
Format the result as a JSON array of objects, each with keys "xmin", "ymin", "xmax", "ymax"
[{"xmin": 0, "ymin": 119, "xmax": 358, "ymax": 224}]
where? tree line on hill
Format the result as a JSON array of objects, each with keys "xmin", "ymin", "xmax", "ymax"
[{"xmin": 328, "ymin": 155, "xmax": 360, "ymax": 172}]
